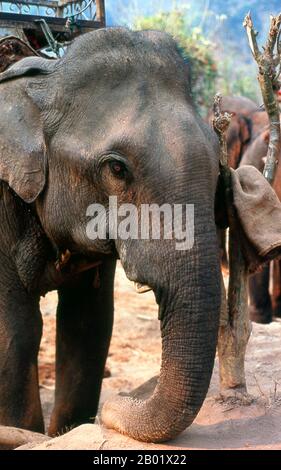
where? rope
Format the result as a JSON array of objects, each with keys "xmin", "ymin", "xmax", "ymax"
[
  {"xmin": 34, "ymin": 19, "xmax": 64, "ymax": 56},
  {"xmin": 35, "ymin": 1, "xmax": 95, "ymax": 57}
]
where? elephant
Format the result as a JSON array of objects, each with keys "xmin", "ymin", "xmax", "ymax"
[
  {"xmin": 0, "ymin": 27, "xmax": 222, "ymax": 443},
  {"xmin": 240, "ymin": 125, "xmax": 281, "ymax": 323},
  {"xmin": 208, "ymin": 95, "xmax": 259, "ymax": 170},
  {"xmin": 208, "ymin": 95, "xmax": 274, "ymax": 172}
]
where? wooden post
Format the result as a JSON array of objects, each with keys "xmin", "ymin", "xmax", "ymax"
[
  {"xmin": 96, "ymin": 0, "xmax": 106, "ymax": 26},
  {"xmin": 57, "ymin": 0, "xmax": 68, "ymax": 18},
  {"xmin": 213, "ymin": 95, "xmax": 252, "ymax": 399},
  {"xmin": 218, "ymin": 219, "xmax": 251, "ymax": 396}
]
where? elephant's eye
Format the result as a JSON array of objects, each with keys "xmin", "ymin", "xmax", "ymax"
[{"xmin": 109, "ymin": 160, "xmax": 128, "ymax": 179}]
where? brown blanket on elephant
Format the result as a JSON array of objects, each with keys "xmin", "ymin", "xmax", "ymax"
[
  {"xmin": 0, "ymin": 36, "xmax": 39, "ymax": 73},
  {"xmin": 231, "ymin": 165, "xmax": 281, "ymax": 273}
]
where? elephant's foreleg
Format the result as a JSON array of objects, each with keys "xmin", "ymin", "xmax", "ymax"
[
  {"xmin": 48, "ymin": 259, "xmax": 116, "ymax": 436},
  {"xmin": 0, "ymin": 268, "xmax": 43, "ymax": 432}
]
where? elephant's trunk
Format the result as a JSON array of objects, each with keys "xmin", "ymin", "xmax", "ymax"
[{"xmin": 102, "ymin": 225, "xmax": 221, "ymax": 442}]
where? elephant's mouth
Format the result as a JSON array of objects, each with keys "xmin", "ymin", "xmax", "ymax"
[{"xmin": 134, "ymin": 282, "xmax": 152, "ymax": 294}]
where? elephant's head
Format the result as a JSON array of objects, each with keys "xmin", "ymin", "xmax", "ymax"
[{"xmin": 0, "ymin": 28, "xmax": 221, "ymax": 442}]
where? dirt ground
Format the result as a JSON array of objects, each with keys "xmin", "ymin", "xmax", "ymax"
[{"xmin": 38, "ymin": 262, "xmax": 281, "ymax": 450}]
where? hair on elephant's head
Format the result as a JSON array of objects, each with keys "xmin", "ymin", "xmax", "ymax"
[{"xmin": 0, "ymin": 28, "xmax": 221, "ymax": 442}]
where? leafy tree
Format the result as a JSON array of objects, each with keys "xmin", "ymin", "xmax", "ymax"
[{"xmin": 217, "ymin": 57, "xmax": 260, "ymax": 104}]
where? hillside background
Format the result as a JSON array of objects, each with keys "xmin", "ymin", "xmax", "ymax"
[
  {"xmin": 105, "ymin": 1, "xmax": 281, "ymax": 113},
  {"xmin": 106, "ymin": 1, "xmax": 280, "ymax": 49}
]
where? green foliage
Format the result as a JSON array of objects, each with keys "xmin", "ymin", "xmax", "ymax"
[
  {"xmin": 133, "ymin": 8, "xmax": 218, "ymax": 116},
  {"xmin": 217, "ymin": 58, "xmax": 260, "ymax": 104},
  {"xmin": 232, "ymin": 74, "xmax": 260, "ymax": 103}
]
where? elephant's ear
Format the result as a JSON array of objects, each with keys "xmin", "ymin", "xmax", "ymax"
[
  {"xmin": 238, "ymin": 115, "xmax": 251, "ymax": 145},
  {"xmin": 0, "ymin": 56, "xmax": 53, "ymax": 83},
  {"xmin": 0, "ymin": 57, "xmax": 55, "ymax": 203}
]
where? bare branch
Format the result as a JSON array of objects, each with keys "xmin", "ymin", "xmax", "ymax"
[
  {"xmin": 264, "ymin": 14, "xmax": 281, "ymax": 57},
  {"xmin": 212, "ymin": 93, "xmax": 232, "ymax": 166},
  {"xmin": 277, "ymin": 27, "xmax": 281, "ymax": 56},
  {"xmin": 244, "ymin": 13, "xmax": 281, "ymax": 185},
  {"xmin": 243, "ymin": 12, "xmax": 261, "ymax": 60}
]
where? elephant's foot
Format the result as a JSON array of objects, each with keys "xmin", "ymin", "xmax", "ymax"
[
  {"xmin": 216, "ymin": 387, "xmax": 254, "ymax": 406},
  {"xmin": 0, "ymin": 425, "xmax": 49, "ymax": 450},
  {"xmin": 249, "ymin": 304, "xmax": 272, "ymax": 324}
]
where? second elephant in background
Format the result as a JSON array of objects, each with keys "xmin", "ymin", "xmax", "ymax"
[
  {"xmin": 210, "ymin": 94, "xmax": 281, "ymax": 324},
  {"xmin": 240, "ymin": 122, "xmax": 281, "ymax": 323},
  {"xmin": 208, "ymin": 95, "xmax": 268, "ymax": 170}
]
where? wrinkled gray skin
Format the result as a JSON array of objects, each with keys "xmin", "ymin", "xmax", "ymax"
[{"xmin": 0, "ymin": 28, "xmax": 221, "ymax": 442}]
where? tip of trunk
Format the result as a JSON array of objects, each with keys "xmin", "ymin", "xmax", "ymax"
[{"xmin": 101, "ymin": 389, "xmax": 199, "ymax": 443}]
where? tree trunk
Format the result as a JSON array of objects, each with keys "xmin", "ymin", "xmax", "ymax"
[
  {"xmin": 213, "ymin": 96, "xmax": 251, "ymax": 398},
  {"xmin": 218, "ymin": 226, "xmax": 251, "ymax": 397}
]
